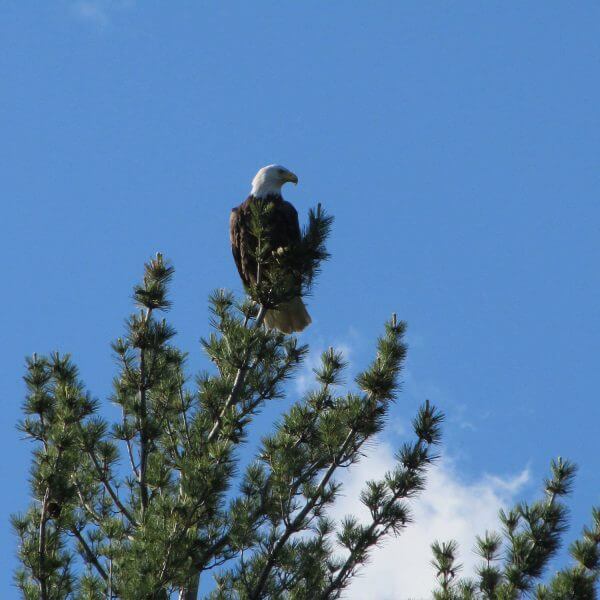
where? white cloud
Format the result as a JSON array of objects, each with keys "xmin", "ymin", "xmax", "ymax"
[
  {"xmin": 294, "ymin": 333, "xmax": 356, "ymax": 396},
  {"xmin": 71, "ymin": 0, "xmax": 134, "ymax": 27},
  {"xmin": 330, "ymin": 442, "xmax": 530, "ymax": 600},
  {"xmin": 291, "ymin": 326, "xmax": 530, "ymax": 597}
]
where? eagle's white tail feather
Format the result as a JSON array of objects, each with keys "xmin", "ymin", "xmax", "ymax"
[{"xmin": 264, "ymin": 297, "xmax": 311, "ymax": 334}]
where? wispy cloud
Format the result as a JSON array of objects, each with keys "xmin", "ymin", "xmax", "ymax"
[
  {"xmin": 294, "ymin": 329, "xmax": 358, "ymax": 396},
  {"xmin": 294, "ymin": 325, "xmax": 529, "ymax": 597},
  {"xmin": 71, "ymin": 0, "xmax": 134, "ymax": 27},
  {"xmin": 402, "ymin": 368, "xmax": 484, "ymax": 433},
  {"xmin": 329, "ymin": 443, "xmax": 529, "ymax": 599}
]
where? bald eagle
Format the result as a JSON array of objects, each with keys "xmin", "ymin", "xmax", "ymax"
[{"xmin": 230, "ymin": 164, "xmax": 312, "ymax": 334}]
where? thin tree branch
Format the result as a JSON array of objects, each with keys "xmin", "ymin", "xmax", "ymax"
[
  {"xmin": 138, "ymin": 307, "xmax": 154, "ymax": 516},
  {"xmin": 38, "ymin": 488, "xmax": 50, "ymax": 600},
  {"xmin": 321, "ymin": 461, "xmax": 426, "ymax": 599},
  {"xmin": 73, "ymin": 480, "xmax": 104, "ymax": 524},
  {"xmin": 249, "ymin": 428, "xmax": 357, "ymax": 599},
  {"xmin": 71, "ymin": 527, "xmax": 108, "ymax": 581},
  {"xmin": 206, "ymin": 305, "xmax": 267, "ymax": 444},
  {"xmin": 122, "ymin": 407, "xmax": 139, "ymax": 480},
  {"xmin": 180, "ymin": 305, "xmax": 267, "ymax": 600},
  {"xmin": 178, "ymin": 379, "xmax": 192, "ymax": 447},
  {"xmin": 77, "ymin": 422, "xmax": 138, "ymax": 526},
  {"xmin": 139, "ymin": 343, "xmax": 149, "ymax": 514},
  {"xmin": 165, "ymin": 418, "xmax": 182, "ymax": 462}
]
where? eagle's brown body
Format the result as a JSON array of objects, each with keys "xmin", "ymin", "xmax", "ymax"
[
  {"xmin": 229, "ymin": 194, "xmax": 300, "ymax": 287},
  {"xmin": 230, "ymin": 193, "xmax": 311, "ymax": 333}
]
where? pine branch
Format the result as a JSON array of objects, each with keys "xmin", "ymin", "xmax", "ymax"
[
  {"xmin": 249, "ymin": 427, "xmax": 356, "ymax": 599},
  {"xmin": 179, "ymin": 305, "xmax": 269, "ymax": 600},
  {"xmin": 122, "ymin": 406, "xmax": 140, "ymax": 480},
  {"xmin": 38, "ymin": 488, "xmax": 50, "ymax": 600},
  {"xmin": 431, "ymin": 458, "xmax": 578, "ymax": 599},
  {"xmin": 178, "ymin": 378, "xmax": 192, "ymax": 447},
  {"xmin": 77, "ymin": 421, "xmax": 137, "ymax": 527},
  {"xmin": 139, "ymin": 318, "xmax": 150, "ymax": 515},
  {"xmin": 71, "ymin": 526, "xmax": 108, "ymax": 582},
  {"xmin": 73, "ymin": 479, "xmax": 103, "ymax": 525},
  {"xmin": 322, "ymin": 401, "xmax": 443, "ymax": 599},
  {"xmin": 537, "ymin": 506, "xmax": 600, "ymax": 598},
  {"xmin": 206, "ymin": 304, "xmax": 267, "ymax": 444},
  {"xmin": 181, "ymin": 350, "xmax": 297, "ymax": 573},
  {"xmin": 244, "ymin": 318, "xmax": 407, "ymax": 599}
]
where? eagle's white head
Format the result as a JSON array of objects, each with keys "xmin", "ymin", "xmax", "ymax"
[{"xmin": 251, "ymin": 164, "xmax": 298, "ymax": 198}]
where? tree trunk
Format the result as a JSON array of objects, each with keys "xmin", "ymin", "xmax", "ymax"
[{"xmin": 179, "ymin": 575, "xmax": 199, "ymax": 600}]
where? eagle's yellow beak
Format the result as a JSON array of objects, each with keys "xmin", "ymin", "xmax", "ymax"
[{"xmin": 285, "ymin": 171, "xmax": 299, "ymax": 185}]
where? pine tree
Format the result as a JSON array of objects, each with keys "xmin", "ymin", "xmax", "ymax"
[
  {"xmin": 12, "ymin": 203, "xmax": 444, "ymax": 599},
  {"xmin": 430, "ymin": 459, "xmax": 600, "ymax": 599}
]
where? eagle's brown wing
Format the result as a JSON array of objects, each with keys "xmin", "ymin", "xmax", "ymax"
[
  {"xmin": 230, "ymin": 201, "xmax": 257, "ymax": 288},
  {"xmin": 230, "ymin": 196, "xmax": 301, "ymax": 289}
]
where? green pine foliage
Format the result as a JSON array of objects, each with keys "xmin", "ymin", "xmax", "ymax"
[
  {"xmin": 15, "ymin": 201, "xmax": 599, "ymax": 598},
  {"xmin": 431, "ymin": 458, "xmax": 600, "ymax": 599},
  {"xmin": 13, "ymin": 204, "xmax": 443, "ymax": 599},
  {"xmin": 247, "ymin": 201, "xmax": 333, "ymax": 308}
]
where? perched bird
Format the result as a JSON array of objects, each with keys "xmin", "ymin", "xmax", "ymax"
[{"xmin": 230, "ymin": 164, "xmax": 312, "ymax": 334}]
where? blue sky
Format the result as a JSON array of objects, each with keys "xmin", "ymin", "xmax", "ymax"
[{"xmin": 1, "ymin": 2, "xmax": 599, "ymax": 597}]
